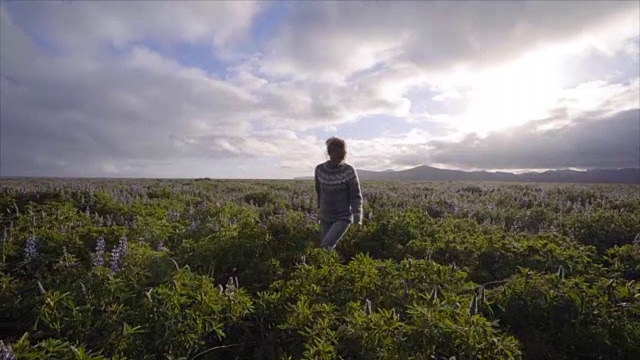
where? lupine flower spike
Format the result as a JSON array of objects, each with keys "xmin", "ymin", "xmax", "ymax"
[
  {"xmin": 24, "ymin": 236, "xmax": 38, "ymax": 263},
  {"xmin": 0, "ymin": 340, "xmax": 16, "ymax": 360},
  {"xmin": 156, "ymin": 241, "xmax": 166, "ymax": 251},
  {"xmin": 93, "ymin": 237, "xmax": 106, "ymax": 267},
  {"xmin": 109, "ymin": 236, "xmax": 128, "ymax": 273}
]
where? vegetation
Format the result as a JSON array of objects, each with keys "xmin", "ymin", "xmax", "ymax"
[{"xmin": 1, "ymin": 178, "xmax": 639, "ymax": 359}]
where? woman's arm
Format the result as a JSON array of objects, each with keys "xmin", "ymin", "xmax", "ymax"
[
  {"xmin": 350, "ymin": 169, "xmax": 363, "ymax": 224},
  {"xmin": 314, "ymin": 166, "xmax": 321, "ymax": 209}
]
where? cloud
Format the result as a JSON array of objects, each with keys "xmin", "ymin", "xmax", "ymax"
[
  {"xmin": 223, "ymin": 58, "xmax": 415, "ymax": 132},
  {"xmin": 261, "ymin": 1, "xmax": 638, "ymax": 81},
  {"xmin": 555, "ymin": 78, "xmax": 640, "ymax": 118},
  {"xmin": 255, "ymin": 1, "xmax": 639, "ymax": 136},
  {"xmin": 427, "ymin": 108, "xmax": 640, "ymax": 170},
  {"xmin": 4, "ymin": 1, "xmax": 261, "ymax": 53},
  {"xmin": 0, "ymin": 4, "xmax": 334, "ymax": 178},
  {"xmin": 1, "ymin": 5, "xmax": 264, "ymax": 176},
  {"xmin": 348, "ymin": 78, "xmax": 640, "ymax": 171},
  {"xmin": 342, "ymin": 129, "xmax": 434, "ymax": 171},
  {"xmin": 1, "ymin": 1, "xmax": 639, "ymax": 178}
]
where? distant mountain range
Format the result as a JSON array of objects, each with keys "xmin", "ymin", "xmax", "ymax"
[{"xmin": 296, "ymin": 165, "xmax": 640, "ymax": 184}]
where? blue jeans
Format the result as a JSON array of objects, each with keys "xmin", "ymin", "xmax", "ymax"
[{"xmin": 320, "ymin": 220, "xmax": 351, "ymax": 250}]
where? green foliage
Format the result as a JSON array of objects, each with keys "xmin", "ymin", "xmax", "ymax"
[
  {"xmin": 487, "ymin": 269, "xmax": 640, "ymax": 359},
  {"xmin": 605, "ymin": 244, "xmax": 640, "ymax": 280},
  {"xmin": 1, "ymin": 179, "xmax": 638, "ymax": 359},
  {"xmin": 560, "ymin": 210, "xmax": 640, "ymax": 253},
  {"xmin": 10, "ymin": 333, "xmax": 110, "ymax": 360}
]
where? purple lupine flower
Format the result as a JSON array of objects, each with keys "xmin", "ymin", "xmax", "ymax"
[
  {"xmin": 109, "ymin": 236, "xmax": 128, "ymax": 273},
  {"xmin": 0, "ymin": 340, "xmax": 16, "ymax": 360},
  {"xmin": 168, "ymin": 209, "xmax": 181, "ymax": 221},
  {"xmin": 156, "ymin": 241, "xmax": 166, "ymax": 251},
  {"xmin": 188, "ymin": 219, "xmax": 201, "ymax": 231},
  {"xmin": 23, "ymin": 236, "xmax": 38, "ymax": 262},
  {"xmin": 92, "ymin": 236, "xmax": 106, "ymax": 267}
]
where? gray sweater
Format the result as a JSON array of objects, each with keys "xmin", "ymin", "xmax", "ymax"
[{"xmin": 314, "ymin": 161, "xmax": 363, "ymax": 224}]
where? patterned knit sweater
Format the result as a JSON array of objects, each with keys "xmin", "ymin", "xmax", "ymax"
[{"xmin": 314, "ymin": 160, "xmax": 363, "ymax": 224}]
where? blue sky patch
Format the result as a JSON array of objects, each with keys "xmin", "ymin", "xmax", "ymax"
[{"xmin": 250, "ymin": 2, "xmax": 289, "ymax": 47}]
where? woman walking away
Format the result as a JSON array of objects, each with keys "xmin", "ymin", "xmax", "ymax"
[{"xmin": 314, "ymin": 137, "xmax": 363, "ymax": 250}]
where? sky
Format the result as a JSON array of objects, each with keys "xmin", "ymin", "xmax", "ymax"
[{"xmin": 1, "ymin": 1, "xmax": 639, "ymax": 179}]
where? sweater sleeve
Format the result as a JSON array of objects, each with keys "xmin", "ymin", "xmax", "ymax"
[
  {"xmin": 314, "ymin": 166, "xmax": 321, "ymax": 209},
  {"xmin": 349, "ymin": 168, "xmax": 363, "ymax": 224}
]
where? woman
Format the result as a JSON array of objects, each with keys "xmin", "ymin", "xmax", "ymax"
[{"xmin": 314, "ymin": 137, "xmax": 363, "ymax": 250}]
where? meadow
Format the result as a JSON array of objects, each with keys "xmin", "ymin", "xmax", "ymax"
[{"xmin": 1, "ymin": 178, "xmax": 639, "ymax": 359}]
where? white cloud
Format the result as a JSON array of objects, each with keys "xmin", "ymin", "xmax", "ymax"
[
  {"xmin": 247, "ymin": 1, "xmax": 640, "ymax": 147},
  {"xmin": 556, "ymin": 78, "xmax": 640, "ymax": 117},
  {"xmin": 624, "ymin": 40, "xmax": 639, "ymax": 61},
  {"xmin": 342, "ymin": 129, "xmax": 434, "ymax": 171},
  {"xmin": 1, "ymin": 1, "xmax": 639, "ymax": 178},
  {"xmin": 262, "ymin": 1, "xmax": 638, "ymax": 80}
]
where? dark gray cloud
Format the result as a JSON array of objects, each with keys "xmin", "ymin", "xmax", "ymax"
[{"xmin": 427, "ymin": 108, "xmax": 640, "ymax": 169}]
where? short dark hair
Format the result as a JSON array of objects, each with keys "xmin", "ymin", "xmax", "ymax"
[{"xmin": 326, "ymin": 137, "xmax": 346, "ymax": 162}]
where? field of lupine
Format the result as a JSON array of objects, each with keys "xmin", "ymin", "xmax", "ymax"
[{"xmin": 1, "ymin": 178, "xmax": 639, "ymax": 360}]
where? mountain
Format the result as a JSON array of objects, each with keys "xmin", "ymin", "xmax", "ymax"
[{"xmin": 296, "ymin": 165, "xmax": 640, "ymax": 184}]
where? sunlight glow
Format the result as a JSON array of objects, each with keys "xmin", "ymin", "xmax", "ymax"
[{"xmin": 457, "ymin": 46, "xmax": 566, "ymax": 135}]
